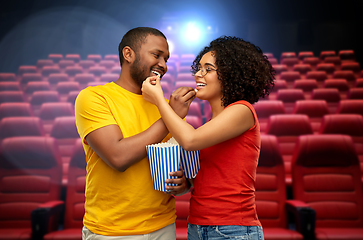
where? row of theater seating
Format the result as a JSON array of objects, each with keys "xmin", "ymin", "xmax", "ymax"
[{"xmin": 1, "ymin": 134, "xmax": 362, "ymax": 240}]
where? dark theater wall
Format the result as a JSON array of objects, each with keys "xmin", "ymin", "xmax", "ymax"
[{"xmin": 0, "ymin": 0, "xmax": 362, "ymax": 72}]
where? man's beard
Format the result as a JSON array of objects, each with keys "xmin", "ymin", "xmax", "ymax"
[{"xmin": 130, "ymin": 54, "xmax": 149, "ymax": 87}]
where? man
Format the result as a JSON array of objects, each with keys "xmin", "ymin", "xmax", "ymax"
[{"xmin": 75, "ymin": 27, "xmax": 196, "ymax": 239}]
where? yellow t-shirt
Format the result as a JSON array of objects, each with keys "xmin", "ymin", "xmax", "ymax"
[{"xmin": 75, "ymin": 82, "xmax": 175, "ymax": 236}]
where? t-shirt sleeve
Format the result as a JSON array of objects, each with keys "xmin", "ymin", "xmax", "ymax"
[{"xmin": 75, "ymin": 87, "xmax": 117, "ymax": 143}]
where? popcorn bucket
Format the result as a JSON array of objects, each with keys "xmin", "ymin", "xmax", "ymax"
[{"xmin": 146, "ymin": 138, "xmax": 200, "ymax": 192}]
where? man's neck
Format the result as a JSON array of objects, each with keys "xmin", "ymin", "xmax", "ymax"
[{"xmin": 114, "ymin": 71, "xmax": 142, "ymax": 95}]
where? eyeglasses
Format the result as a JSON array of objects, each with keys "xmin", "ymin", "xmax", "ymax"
[{"xmin": 193, "ymin": 66, "xmax": 217, "ymax": 77}]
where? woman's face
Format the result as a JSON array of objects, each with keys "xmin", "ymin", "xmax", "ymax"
[{"xmin": 194, "ymin": 51, "xmax": 222, "ymax": 102}]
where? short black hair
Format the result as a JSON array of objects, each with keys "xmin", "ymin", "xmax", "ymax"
[
  {"xmin": 191, "ymin": 36, "xmax": 275, "ymax": 106},
  {"xmin": 118, "ymin": 27, "xmax": 167, "ymax": 66}
]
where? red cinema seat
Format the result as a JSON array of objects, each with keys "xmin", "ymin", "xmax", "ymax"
[
  {"xmin": 24, "ymin": 81, "xmax": 51, "ymax": 94},
  {"xmin": 291, "ymin": 134, "xmax": 363, "ymax": 240},
  {"xmin": 293, "ymin": 100, "xmax": 330, "ymax": 132},
  {"xmin": 38, "ymin": 102, "xmax": 74, "ymax": 134},
  {"xmin": 88, "ymin": 66, "xmax": 107, "ymax": 77},
  {"xmin": 50, "ymin": 116, "xmax": 80, "ymax": 186},
  {"xmin": 18, "ymin": 66, "xmax": 37, "ymax": 75},
  {"xmin": 99, "ymin": 60, "xmax": 116, "ymax": 69},
  {"xmin": 319, "ymin": 114, "xmax": 363, "ymax": 176},
  {"xmin": 104, "ymin": 54, "xmax": 119, "ymax": 62},
  {"xmin": 311, "ymin": 88, "xmax": 341, "ymax": 113},
  {"xmin": 0, "ymin": 103, "xmax": 33, "ymax": 120},
  {"xmin": 264, "ymin": 53, "xmax": 275, "ymax": 59},
  {"xmin": 64, "ymin": 66, "xmax": 83, "ymax": 77},
  {"xmin": 256, "ymin": 135, "xmax": 309, "ymax": 240},
  {"xmin": 100, "ymin": 73, "xmax": 119, "ymax": 83},
  {"xmin": 280, "ymin": 52, "xmax": 297, "ymax": 62},
  {"xmin": 174, "ymin": 192, "xmax": 191, "ymax": 240},
  {"xmin": 78, "ymin": 60, "xmax": 95, "ymax": 70},
  {"xmin": 0, "ymin": 136, "xmax": 63, "ymax": 240},
  {"xmin": 306, "ymin": 71, "xmax": 328, "ymax": 83},
  {"xmin": 323, "ymin": 56, "xmax": 341, "ymax": 70},
  {"xmin": 185, "ymin": 115, "xmax": 202, "ymax": 129},
  {"xmin": 347, "ymin": 88, "xmax": 363, "ymax": 99},
  {"xmin": 58, "ymin": 60, "xmax": 75, "ymax": 69},
  {"xmin": 47, "ymin": 73, "xmax": 69, "ymax": 85},
  {"xmin": 0, "ymin": 117, "xmax": 45, "ymax": 139},
  {"xmin": 341, "ymin": 62, "xmax": 361, "ymax": 76},
  {"xmin": 339, "ymin": 50, "xmax": 356, "ymax": 61},
  {"xmin": 87, "ymin": 54, "xmax": 102, "ymax": 63},
  {"xmin": 265, "ymin": 114, "xmax": 313, "ymax": 186},
  {"xmin": 0, "ymin": 91, "xmax": 25, "ymax": 104},
  {"xmin": 280, "ymin": 58, "xmax": 300, "ymax": 71},
  {"xmin": 20, "ymin": 73, "xmax": 42, "ymax": 85},
  {"xmin": 333, "ymin": 70, "xmax": 356, "ymax": 84},
  {"xmin": 272, "ymin": 64, "xmax": 288, "ymax": 77},
  {"xmin": 298, "ymin": 51, "xmax": 314, "ymax": 61},
  {"xmin": 74, "ymin": 73, "xmax": 95, "ymax": 85},
  {"xmin": 316, "ymin": 63, "xmax": 335, "ymax": 76},
  {"xmin": 187, "ymin": 102, "xmax": 203, "ymax": 120},
  {"xmin": 268, "ymin": 58, "xmax": 278, "ymax": 65},
  {"xmin": 55, "ymin": 82, "xmax": 80, "ymax": 95},
  {"xmin": 110, "ymin": 66, "xmax": 121, "ymax": 75},
  {"xmin": 42, "ymin": 66, "xmax": 61, "ymax": 77},
  {"xmin": 36, "ymin": 59, "xmax": 54, "ymax": 69},
  {"xmin": 29, "ymin": 91, "xmax": 60, "ymax": 106},
  {"xmin": 276, "ymin": 89, "xmax": 305, "ymax": 113},
  {"xmin": 43, "ymin": 139, "xmax": 86, "ymax": 240},
  {"xmin": 0, "ymin": 73, "xmax": 16, "ymax": 82},
  {"xmin": 293, "ymin": 79, "xmax": 318, "ymax": 93},
  {"xmin": 271, "ymin": 80, "xmax": 288, "ymax": 93},
  {"xmin": 355, "ymin": 78, "xmax": 363, "ymax": 88},
  {"xmin": 292, "ymin": 64, "xmax": 312, "ymax": 76},
  {"xmin": 303, "ymin": 57, "xmax": 320, "ymax": 70},
  {"xmin": 323, "ymin": 79, "xmax": 349, "ymax": 91},
  {"xmin": 319, "ymin": 50, "xmax": 336, "ymax": 60},
  {"xmin": 65, "ymin": 54, "xmax": 81, "ymax": 63},
  {"xmin": 336, "ymin": 99, "xmax": 363, "ymax": 116},
  {"xmin": 0, "ymin": 82, "xmax": 21, "ymax": 91},
  {"xmin": 254, "ymin": 100, "xmax": 286, "ymax": 133},
  {"xmin": 48, "ymin": 54, "xmax": 63, "ymax": 63},
  {"xmin": 66, "ymin": 91, "xmax": 80, "ymax": 105}
]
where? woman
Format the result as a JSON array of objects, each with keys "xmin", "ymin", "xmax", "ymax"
[{"xmin": 142, "ymin": 36, "xmax": 275, "ymax": 240}]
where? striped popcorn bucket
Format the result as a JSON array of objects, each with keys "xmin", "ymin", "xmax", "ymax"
[
  {"xmin": 146, "ymin": 143, "xmax": 180, "ymax": 192},
  {"xmin": 146, "ymin": 138, "xmax": 200, "ymax": 192}
]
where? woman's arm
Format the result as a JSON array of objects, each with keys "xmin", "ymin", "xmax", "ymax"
[{"xmin": 142, "ymin": 78, "xmax": 255, "ymax": 151}]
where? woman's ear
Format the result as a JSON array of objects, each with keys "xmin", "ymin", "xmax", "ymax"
[{"xmin": 122, "ymin": 46, "xmax": 134, "ymax": 64}]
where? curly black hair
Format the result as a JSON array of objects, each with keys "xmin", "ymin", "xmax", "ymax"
[{"xmin": 191, "ymin": 36, "xmax": 275, "ymax": 107}]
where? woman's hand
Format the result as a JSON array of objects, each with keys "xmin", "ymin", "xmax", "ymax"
[{"xmin": 141, "ymin": 76, "xmax": 164, "ymax": 106}]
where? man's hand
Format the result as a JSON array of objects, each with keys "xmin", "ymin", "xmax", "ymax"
[
  {"xmin": 169, "ymin": 87, "xmax": 196, "ymax": 119},
  {"xmin": 165, "ymin": 168, "xmax": 190, "ymax": 196}
]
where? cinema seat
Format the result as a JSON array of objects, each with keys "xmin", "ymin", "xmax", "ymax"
[
  {"xmin": 65, "ymin": 54, "xmax": 81, "ymax": 63},
  {"xmin": 88, "ymin": 66, "xmax": 107, "ymax": 77},
  {"xmin": 47, "ymin": 73, "xmax": 70, "ymax": 85},
  {"xmin": 347, "ymin": 88, "xmax": 363, "ymax": 99},
  {"xmin": 256, "ymin": 135, "xmax": 313, "ymax": 240},
  {"xmin": 323, "ymin": 56, "xmax": 341, "ymax": 70},
  {"xmin": 37, "ymin": 59, "xmax": 54, "ymax": 69},
  {"xmin": 18, "ymin": 66, "xmax": 38, "ymax": 75},
  {"xmin": 316, "ymin": 63, "xmax": 335, "ymax": 77},
  {"xmin": 55, "ymin": 82, "xmax": 81, "ymax": 95},
  {"xmin": 185, "ymin": 115, "xmax": 202, "ymax": 129},
  {"xmin": 0, "ymin": 82, "xmax": 21, "ymax": 91},
  {"xmin": 276, "ymin": 89, "xmax": 305, "ymax": 113},
  {"xmin": 339, "ymin": 50, "xmax": 356, "ymax": 62},
  {"xmin": 298, "ymin": 51, "xmax": 314, "ymax": 61},
  {"xmin": 254, "ymin": 100, "xmax": 286, "ymax": 133},
  {"xmin": 303, "ymin": 57, "xmax": 320, "ymax": 70},
  {"xmin": 0, "ymin": 73, "xmax": 16, "ymax": 82},
  {"xmin": 48, "ymin": 54, "xmax": 63, "ymax": 63},
  {"xmin": 272, "ymin": 64, "xmax": 288, "ymax": 77},
  {"xmin": 41, "ymin": 66, "xmax": 61, "ymax": 77},
  {"xmin": 291, "ymin": 134, "xmax": 363, "ymax": 240},
  {"xmin": 319, "ymin": 50, "xmax": 336, "ymax": 60},
  {"xmin": 311, "ymin": 88, "xmax": 341, "ymax": 113},
  {"xmin": 42, "ymin": 139, "xmax": 86, "ymax": 240},
  {"xmin": 306, "ymin": 71, "xmax": 328, "ymax": 83},
  {"xmin": 0, "ymin": 91, "xmax": 25, "ymax": 104},
  {"xmin": 293, "ymin": 79, "xmax": 318, "ymax": 98},
  {"xmin": 78, "ymin": 60, "xmax": 95, "ymax": 70},
  {"xmin": 58, "ymin": 60, "xmax": 75, "ymax": 69},
  {"xmin": 99, "ymin": 60, "xmax": 116, "ymax": 69},
  {"xmin": 175, "ymin": 192, "xmax": 191, "ymax": 240},
  {"xmin": 87, "ymin": 54, "xmax": 102, "ymax": 63},
  {"xmin": 0, "ymin": 136, "xmax": 63, "ymax": 240},
  {"xmin": 64, "ymin": 66, "xmax": 83, "ymax": 77},
  {"xmin": 265, "ymin": 114, "xmax": 313, "ymax": 186},
  {"xmin": 24, "ymin": 81, "xmax": 51, "ymax": 94},
  {"xmin": 333, "ymin": 70, "xmax": 356, "ymax": 83},
  {"xmin": 280, "ymin": 58, "xmax": 300, "ymax": 71},
  {"xmin": 20, "ymin": 73, "xmax": 43, "ymax": 85},
  {"xmin": 336, "ymin": 99, "xmax": 363, "ymax": 116},
  {"xmin": 104, "ymin": 54, "xmax": 119, "ymax": 62},
  {"xmin": 50, "ymin": 116, "xmax": 80, "ymax": 186},
  {"xmin": 319, "ymin": 114, "xmax": 363, "ymax": 181},
  {"xmin": 0, "ymin": 103, "xmax": 33, "ymax": 120},
  {"xmin": 0, "ymin": 117, "xmax": 45, "ymax": 139},
  {"xmin": 38, "ymin": 102, "xmax": 74, "ymax": 134},
  {"xmin": 292, "ymin": 64, "xmax": 312, "ymax": 76},
  {"xmin": 279, "ymin": 71, "xmax": 301, "ymax": 85},
  {"xmin": 293, "ymin": 100, "xmax": 330, "ymax": 132}
]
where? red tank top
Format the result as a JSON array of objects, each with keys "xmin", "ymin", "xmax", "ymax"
[{"xmin": 188, "ymin": 100, "xmax": 261, "ymax": 226}]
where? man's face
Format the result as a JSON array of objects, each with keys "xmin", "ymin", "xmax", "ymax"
[{"xmin": 130, "ymin": 35, "xmax": 169, "ymax": 87}]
